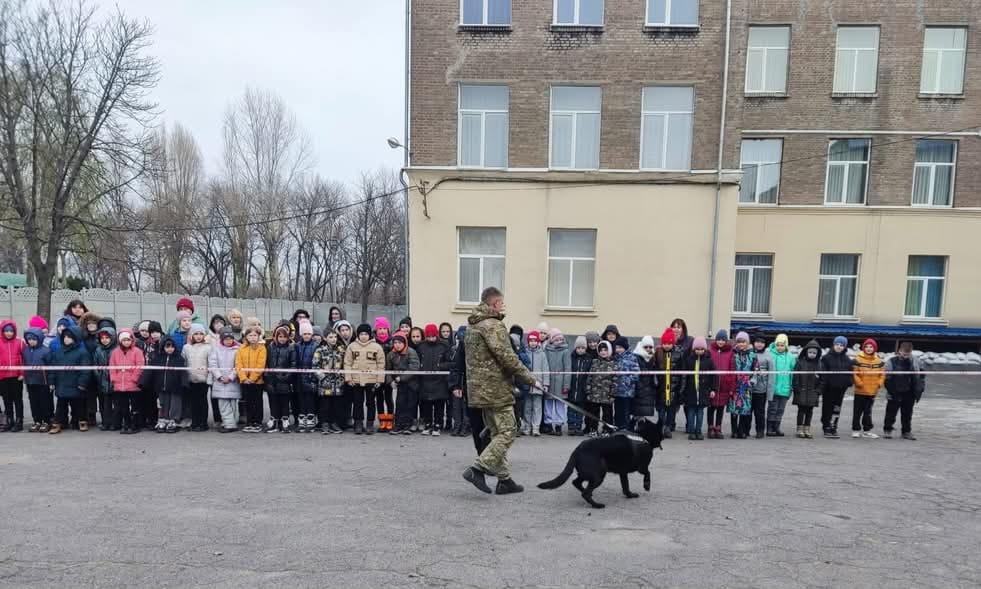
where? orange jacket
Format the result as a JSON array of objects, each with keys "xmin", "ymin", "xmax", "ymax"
[
  {"xmin": 852, "ymin": 351, "xmax": 885, "ymax": 396},
  {"xmin": 235, "ymin": 343, "xmax": 267, "ymax": 385}
]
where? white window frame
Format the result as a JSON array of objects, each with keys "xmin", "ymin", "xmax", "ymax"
[
  {"xmin": 639, "ymin": 86, "xmax": 694, "ymax": 171},
  {"xmin": 546, "ymin": 229, "xmax": 597, "ymax": 310},
  {"xmin": 739, "ymin": 138, "xmax": 782, "ymax": 205},
  {"xmin": 456, "ymin": 227, "xmax": 506, "ymax": 305},
  {"xmin": 457, "ymin": 84, "xmax": 509, "ymax": 169},
  {"xmin": 833, "ymin": 26, "xmax": 880, "ymax": 94},
  {"xmin": 645, "ymin": 0, "xmax": 699, "ymax": 28},
  {"xmin": 733, "ymin": 254, "xmax": 773, "ymax": 316},
  {"xmin": 920, "ymin": 27, "xmax": 967, "ymax": 95},
  {"xmin": 459, "ymin": 0, "xmax": 511, "ymax": 26},
  {"xmin": 553, "ymin": 0, "xmax": 604, "ymax": 26},
  {"xmin": 816, "ymin": 254, "xmax": 859, "ymax": 318},
  {"xmin": 744, "ymin": 26, "xmax": 791, "ymax": 94},
  {"xmin": 912, "ymin": 140, "xmax": 956, "ymax": 208},
  {"xmin": 549, "ymin": 86, "xmax": 602, "ymax": 170},
  {"xmin": 904, "ymin": 256, "xmax": 947, "ymax": 319},
  {"xmin": 824, "ymin": 138, "xmax": 871, "ymax": 206}
]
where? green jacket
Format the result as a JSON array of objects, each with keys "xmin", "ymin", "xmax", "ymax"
[
  {"xmin": 464, "ymin": 304, "xmax": 535, "ymax": 409},
  {"xmin": 768, "ymin": 342, "xmax": 796, "ymax": 400}
]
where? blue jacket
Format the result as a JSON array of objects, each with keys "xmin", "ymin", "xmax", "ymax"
[
  {"xmin": 614, "ymin": 351, "xmax": 640, "ymax": 398},
  {"xmin": 47, "ymin": 325, "xmax": 93, "ymax": 399},
  {"xmin": 293, "ymin": 338, "xmax": 318, "ymax": 396},
  {"xmin": 22, "ymin": 328, "xmax": 51, "ymax": 386},
  {"xmin": 170, "ymin": 329, "xmax": 188, "ymax": 355}
]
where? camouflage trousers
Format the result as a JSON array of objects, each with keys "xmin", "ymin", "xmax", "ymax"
[{"xmin": 474, "ymin": 406, "xmax": 517, "ymax": 479}]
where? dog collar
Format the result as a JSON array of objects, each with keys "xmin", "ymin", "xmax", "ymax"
[{"xmin": 625, "ymin": 433, "xmax": 648, "ymax": 444}]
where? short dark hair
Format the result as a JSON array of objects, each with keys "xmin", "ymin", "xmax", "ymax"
[{"xmin": 480, "ymin": 287, "xmax": 503, "ymax": 304}]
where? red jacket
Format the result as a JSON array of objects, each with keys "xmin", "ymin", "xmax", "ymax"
[
  {"xmin": 109, "ymin": 335, "xmax": 144, "ymax": 393},
  {"xmin": 0, "ymin": 320, "xmax": 25, "ymax": 380},
  {"xmin": 709, "ymin": 343, "xmax": 735, "ymax": 407}
]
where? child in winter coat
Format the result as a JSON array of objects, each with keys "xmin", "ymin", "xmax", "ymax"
[
  {"xmin": 613, "ymin": 336, "xmax": 639, "ymax": 431},
  {"xmin": 387, "ymin": 333, "xmax": 420, "ymax": 435},
  {"xmin": 852, "ymin": 338, "xmax": 885, "ymax": 438},
  {"xmin": 109, "ymin": 329, "xmax": 144, "ymax": 433},
  {"xmin": 208, "ymin": 328, "xmax": 241, "ymax": 433},
  {"xmin": 584, "ymin": 331, "xmax": 601, "ymax": 359},
  {"xmin": 148, "ymin": 336, "xmax": 189, "ymax": 433},
  {"xmin": 728, "ymin": 332, "xmax": 757, "ymax": 438},
  {"xmin": 170, "ymin": 310, "xmax": 192, "ymax": 355},
  {"xmin": 207, "ymin": 314, "xmax": 227, "ymax": 347},
  {"xmin": 0, "ymin": 320, "xmax": 25, "ymax": 431},
  {"xmin": 22, "ymin": 328, "xmax": 52, "ymax": 431},
  {"xmin": 686, "ymin": 337, "xmax": 717, "ymax": 440},
  {"xmin": 344, "ymin": 323, "xmax": 385, "ymax": 435},
  {"xmin": 265, "ymin": 324, "xmax": 296, "ymax": 433},
  {"xmin": 136, "ymin": 321, "xmax": 164, "ymax": 431},
  {"xmin": 585, "ymin": 341, "xmax": 615, "ymax": 436},
  {"xmin": 792, "ymin": 340, "xmax": 823, "ymax": 439},
  {"xmin": 544, "ymin": 328, "xmax": 571, "ymax": 435},
  {"xmin": 92, "ymin": 326, "xmax": 117, "ymax": 430},
  {"xmin": 631, "ymin": 336, "xmax": 658, "ymax": 424},
  {"xmin": 416, "ymin": 324, "xmax": 451, "ymax": 436},
  {"xmin": 373, "ymin": 317, "xmax": 396, "ymax": 427},
  {"xmin": 293, "ymin": 321, "xmax": 320, "ymax": 432},
  {"xmin": 820, "ymin": 336, "xmax": 853, "ymax": 438},
  {"xmin": 766, "ymin": 333, "xmax": 795, "ymax": 437},
  {"xmin": 708, "ymin": 330, "xmax": 735, "ymax": 436},
  {"xmin": 314, "ymin": 330, "xmax": 346, "ymax": 434},
  {"xmin": 522, "ymin": 331, "xmax": 550, "ymax": 436},
  {"xmin": 567, "ymin": 336, "xmax": 592, "ymax": 436},
  {"xmin": 653, "ymin": 328, "xmax": 685, "ymax": 438},
  {"xmin": 511, "ymin": 333, "xmax": 532, "ymax": 428},
  {"xmin": 750, "ymin": 333, "xmax": 772, "ymax": 438},
  {"xmin": 236, "ymin": 325, "xmax": 267, "ymax": 433},
  {"xmin": 47, "ymin": 325, "xmax": 93, "ymax": 434},
  {"xmin": 883, "ymin": 341, "xmax": 925, "ymax": 440},
  {"xmin": 182, "ymin": 324, "xmax": 212, "ymax": 431}
]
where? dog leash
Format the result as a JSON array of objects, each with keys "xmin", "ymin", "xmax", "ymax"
[{"xmin": 536, "ymin": 384, "xmax": 617, "ymax": 432}]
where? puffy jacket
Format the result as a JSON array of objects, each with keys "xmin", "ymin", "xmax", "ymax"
[
  {"xmin": 0, "ymin": 320, "xmax": 25, "ymax": 379},
  {"xmin": 293, "ymin": 339, "xmax": 319, "ymax": 396},
  {"xmin": 586, "ymin": 357, "xmax": 616, "ymax": 405},
  {"xmin": 853, "ymin": 351, "xmax": 885, "ymax": 396},
  {"xmin": 614, "ymin": 351, "xmax": 639, "ymax": 399},
  {"xmin": 182, "ymin": 341, "xmax": 213, "ymax": 384},
  {"xmin": 792, "ymin": 340, "xmax": 823, "ymax": 407},
  {"xmin": 820, "ymin": 349, "xmax": 854, "ymax": 391},
  {"xmin": 344, "ymin": 339, "xmax": 386, "ymax": 386},
  {"xmin": 108, "ymin": 339, "xmax": 144, "ymax": 393},
  {"xmin": 417, "ymin": 340, "xmax": 450, "ymax": 401},
  {"xmin": 313, "ymin": 344, "xmax": 345, "ymax": 397},
  {"xmin": 653, "ymin": 346, "xmax": 685, "ymax": 408},
  {"xmin": 544, "ymin": 339, "xmax": 571, "ymax": 397},
  {"xmin": 235, "ymin": 342, "xmax": 267, "ymax": 385},
  {"xmin": 170, "ymin": 329, "xmax": 188, "ymax": 355},
  {"xmin": 687, "ymin": 353, "xmax": 718, "ymax": 407},
  {"xmin": 146, "ymin": 338, "xmax": 188, "ymax": 396},
  {"xmin": 632, "ymin": 353, "xmax": 658, "ymax": 416},
  {"xmin": 265, "ymin": 341, "xmax": 296, "ymax": 395},
  {"xmin": 92, "ymin": 327, "xmax": 117, "ymax": 394},
  {"xmin": 22, "ymin": 328, "xmax": 50, "ymax": 386},
  {"xmin": 463, "ymin": 304, "xmax": 534, "ymax": 410},
  {"xmin": 885, "ymin": 355, "xmax": 925, "ymax": 402},
  {"xmin": 386, "ymin": 347, "xmax": 420, "ymax": 390},
  {"xmin": 767, "ymin": 343, "xmax": 796, "ymax": 400},
  {"xmin": 209, "ymin": 341, "xmax": 241, "ymax": 400},
  {"xmin": 525, "ymin": 346, "xmax": 550, "ymax": 396},
  {"xmin": 752, "ymin": 349, "xmax": 772, "ymax": 397},
  {"xmin": 709, "ymin": 343, "xmax": 736, "ymax": 403},
  {"xmin": 568, "ymin": 351, "xmax": 592, "ymax": 405},
  {"xmin": 47, "ymin": 325, "xmax": 92, "ymax": 399}
]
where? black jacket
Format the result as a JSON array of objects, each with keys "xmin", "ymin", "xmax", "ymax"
[
  {"xmin": 146, "ymin": 337, "xmax": 188, "ymax": 396},
  {"xmin": 449, "ymin": 343, "xmax": 467, "ymax": 395},
  {"xmin": 683, "ymin": 353, "xmax": 717, "ymax": 407},
  {"xmin": 820, "ymin": 349, "xmax": 854, "ymax": 391},
  {"xmin": 793, "ymin": 340, "xmax": 823, "ymax": 407},
  {"xmin": 266, "ymin": 341, "xmax": 296, "ymax": 396},
  {"xmin": 632, "ymin": 354, "xmax": 659, "ymax": 416},
  {"xmin": 417, "ymin": 340, "xmax": 450, "ymax": 401},
  {"xmin": 885, "ymin": 355, "xmax": 925, "ymax": 401},
  {"xmin": 568, "ymin": 352, "xmax": 591, "ymax": 404}
]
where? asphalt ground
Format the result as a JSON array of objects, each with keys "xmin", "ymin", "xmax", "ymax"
[{"xmin": 1, "ymin": 375, "xmax": 979, "ymax": 588}]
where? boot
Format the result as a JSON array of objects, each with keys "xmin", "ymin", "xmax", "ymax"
[
  {"xmin": 804, "ymin": 426, "xmax": 813, "ymax": 439},
  {"xmin": 495, "ymin": 478, "xmax": 524, "ymax": 495},
  {"xmin": 49, "ymin": 422, "xmax": 63, "ymax": 434},
  {"xmin": 12, "ymin": 419, "xmax": 24, "ymax": 432},
  {"xmin": 553, "ymin": 426, "xmax": 562, "ymax": 436},
  {"xmin": 78, "ymin": 421, "xmax": 89, "ymax": 432},
  {"xmin": 365, "ymin": 421, "xmax": 375, "ymax": 435},
  {"xmin": 902, "ymin": 432, "xmax": 917, "ymax": 441},
  {"xmin": 796, "ymin": 425, "xmax": 805, "ymax": 438},
  {"xmin": 765, "ymin": 421, "xmax": 776, "ymax": 436},
  {"xmin": 462, "ymin": 466, "xmax": 492, "ymax": 494},
  {"xmin": 354, "ymin": 420, "xmax": 364, "ymax": 435}
]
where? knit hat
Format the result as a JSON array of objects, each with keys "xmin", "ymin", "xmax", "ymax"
[
  {"xmin": 356, "ymin": 323, "xmax": 373, "ymax": 338},
  {"xmin": 398, "ymin": 316, "xmax": 412, "ymax": 328},
  {"xmin": 527, "ymin": 331, "xmax": 541, "ymax": 344},
  {"xmin": 833, "ymin": 336, "xmax": 848, "ymax": 347},
  {"xmin": 585, "ymin": 330, "xmax": 601, "ymax": 345},
  {"xmin": 715, "ymin": 329, "xmax": 729, "ymax": 341},
  {"xmin": 148, "ymin": 321, "xmax": 163, "ymax": 335},
  {"xmin": 392, "ymin": 333, "xmax": 407, "ymax": 347},
  {"xmin": 312, "ymin": 325, "xmax": 324, "ymax": 338},
  {"xmin": 548, "ymin": 328, "xmax": 565, "ymax": 346},
  {"xmin": 536, "ymin": 322, "xmax": 550, "ymax": 336},
  {"xmin": 692, "ymin": 336, "xmax": 708, "ymax": 350},
  {"xmin": 334, "ymin": 319, "xmax": 352, "ymax": 332},
  {"xmin": 219, "ymin": 327, "xmax": 236, "ymax": 344},
  {"xmin": 735, "ymin": 331, "xmax": 750, "ymax": 343},
  {"xmin": 28, "ymin": 316, "xmax": 48, "ymax": 331},
  {"xmin": 613, "ymin": 336, "xmax": 629, "ymax": 351},
  {"xmin": 598, "ymin": 341, "xmax": 612, "ymax": 355},
  {"xmin": 189, "ymin": 323, "xmax": 207, "ymax": 336},
  {"xmin": 660, "ymin": 328, "xmax": 676, "ymax": 346},
  {"xmin": 509, "ymin": 325, "xmax": 524, "ymax": 339},
  {"xmin": 574, "ymin": 335, "xmax": 587, "ymax": 349},
  {"xmin": 424, "ymin": 323, "xmax": 439, "ymax": 338},
  {"xmin": 298, "ymin": 321, "xmax": 313, "ymax": 336},
  {"xmin": 752, "ymin": 332, "xmax": 767, "ymax": 344},
  {"xmin": 117, "ymin": 330, "xmax": 133, "ymax": 342},
  {"xmin": 775, "ymin": 333, "xmax": 789, "ymax": 347},
  {"xmin": 374, "ymin": 316, "xmax": 390, "ymax": 331},
  {"xmin": 176, "ymin": 310, "xmax": 191, "ymax": 321},
  {"xmin": 176, "ymin": 297, "xmax": 194, "ymax": 312},
  {"xmin": 863, "ymin": 338, "xmax": 878, "ymax": 353}
]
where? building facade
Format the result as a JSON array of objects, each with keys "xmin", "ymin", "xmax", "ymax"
[{"xmin": 406, "ymin": 0, "xmax": 981, "ymax": 343}]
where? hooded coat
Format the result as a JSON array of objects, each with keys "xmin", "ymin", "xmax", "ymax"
[
  {"xmin": 544, "ymin": 334, "xmax": 571, "ymax": 397},
  {"xmin": 417, "ymin": 339, "xmax": 451, "ymax": 401},
  {"xmin": 463, "ymin": 303, "xmax": 535, "ymax": 409},
  {"xmin": 208, "ymin": 339, "xmax": 241, "ymax": 399},
  {"xmin": 767, "ymin": 341, "xmax": 796, "ymax": 401},
  {"xmin": 344, "ymin": 337, "xmax": 386, "ymax": 386},
  {"xmin": 820, "ymin": 347, "xmax": 854, "ymax": 392},
  {"xmin": 709, "ymin": 341, "xmax": 736, "ymax": 405},
  {"xmin": 686, "ymin": 351, "xmax": 718, "ymax": 407},
  {"xmin": 614, "ymin": 349, "xmax": 640, "ymax": 399},
  {"xmin": 853, "ymin": 342, "xmax": 885, "ymax": 396},
  {"xmin": 265, "ymin": 334, "xmax": 296, "ymax": 396},
  {"xmin": 293, "ymin": 337, "xmax": 319, "ymax": 396},
  {"xmin": 792, "ymin": 340, "xmax": 823, "ymax": 407},
  {"xmin": 728, "ymin": 348, "xmax": 757, "ymax": 416},
  {"xmin": 108, "ymin": 330, "xmax": 144, "ymax": 393},
  {"xmin": 0, "ymin": 320, "xmax": 25, "ymax": 380},
  {"xmin": 586, "ymin": 356, "xmax": 616, "ymax": 405},
  {"xmin": 653, "ymin": 346, "xmax": 686, "ymax": 408},
  {"xmin": 182, "ymin": 335, "xmax": 213, "ymax": 385},
  {"xmin": 47, "ymin": 325, "xmax": 93, "ymax": 399},
  {"xmin": 569, "ymin": 348, "xmax": 592, "ymax": 406},
  {"xmin": 885, "ymin": 354, "xmax": 925, "ymax": 402},
  {"xmin": 146, "ymin": 337, "xmax": 189, "ymax": 396},
  {"xmin": 600, "ymin": 324, "xmax": 620, "ymax": 343},
  {"xmin": 632, "ymin": 337, "xmax": 658, "ymax": 416},
  {"xmin": 92, "ymin": 327, "xmax": 117, "ymax": 394},
  {"xmin": 525, "ymin": 344, "xmax": 550, "ymax": 396},
  {"xmin": 386, "ymin": 345, "xmax": 420, "ymax": 390},
  {"xmin": 22, "ymin": 328, "xmax": 51, "ymax": 386}
]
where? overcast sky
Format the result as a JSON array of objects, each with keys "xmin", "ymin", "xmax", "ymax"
[{"xmin": 98, "ymin": 0, "xmax": 406, "ymax": 186}]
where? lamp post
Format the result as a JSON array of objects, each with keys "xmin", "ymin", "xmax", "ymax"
[{"xmin": 388, "ymin": 137, "xmax": 410, "ymax": 315}]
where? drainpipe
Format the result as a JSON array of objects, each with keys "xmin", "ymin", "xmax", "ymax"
[
  {"xmin": 402, "ymin": 0, "xmax": 412, "ymax": 316},
  {"xmin": 707, "ymin": 0, "xmax": 733, "ymax": 335}
]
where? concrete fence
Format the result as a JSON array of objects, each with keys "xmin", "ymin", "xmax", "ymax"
[{"xmin": 0, "ymin": 287, "xmax": 406, "ymax": 332}]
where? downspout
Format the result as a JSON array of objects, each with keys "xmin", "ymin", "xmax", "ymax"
[
  {"xmin": 707, "ymin": 0, "xmax": 733, "ymax": 334},
  {"xmin": 402, "ymin": 0, "xmax": 412, "ymax": 315}
]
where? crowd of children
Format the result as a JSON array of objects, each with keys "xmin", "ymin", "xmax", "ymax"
[{"xmin": 0, "ymin": 302, "xmax": 926, "ymax": 441}]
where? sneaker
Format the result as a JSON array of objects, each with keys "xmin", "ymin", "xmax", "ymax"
[
  {"xmin": 902, "ymin": 432, "xmax": 917, "ymax": 441},
  {"xmin": 165, "ymin": 421, "xmax": 178, "ymax": 433},
  {"xmin": 828, "ymin": 429, "xmax": 840, "ymax": 439},
  {"xmin": 495, "ymin": 478, "xmax": 524, "ymax": 495},
  {"xmin": 281, "ymin": 418, "xmax": 291, "ymax": 433},
  {"xmin": 851, "ymin": 431, "xmax": 861, "ymax": 438},
  {"xmin": 861, "ymin": 431, "xmax": 878, "ymax": 439},
  {"xmin": 154, "ymin": 421, "xmax": 166, "ymax": 433},
  {"xmin": 38, "ymin": 422, "xmax": 50, "ymax": 433},
  {"xmin": 365, "ymin": 421, "xmax": 375, "ymax": 436},
  {"xmin": 532, "ymin": 429, "xmax": 540, "ymax": 437},
  {"xmin": 266, "ymin": 420, "xmax": 279, "ymax": 433},
  {"xmin": 462, "ymin": 466, "xmax": 492, "ymax": 494},
  {"xmin": 179, "ymin": 418, "xmax": 192, "ymax": 429},
  {"xmin": 421, "ymin": 426, "xmax": 432, "ymax": 436},
  {"xmin": 218, "ymin": 426, "xmax": 237, "ymax": 433},
  {"xmin": 329, "ymin": 423, "xmax": 342, "ymax": 434},
  {"xmin": 883, "ymin": 431, "xmax": 893, "ymax": 439},
  {"xmin": 431, "ymin": 428, "xmax": 441, "ymax": 437},
  {"xmin": 401, "ymin": 428, "xmax": 412, "ymax": 435},
  {"xmin": 389, "ymin": 428, "xmax": 401, "ymax": 436}
]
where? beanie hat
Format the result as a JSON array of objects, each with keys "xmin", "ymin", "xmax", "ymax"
[
  {"xmin": 574, "ymin": 335, "xmax": 587, "ymax": 349},
  {"xmin": 585, "ymin": 330, "xmax": 601, "ymax": 344},
  {"xmin": 374, "ymin": 316, "xmax": 390, "ymax": 331},
  {"xmin": 299, "ymin": 321, "xmax": 313, "ymax": 336},
  {"xmin": 28, "ymin": 316, "xmax": 48, "ymax": 331},
  {"xmin": 189, "ymin": 323, "xmax": 207, "ymax": 336},
  {"xmin": 613, "ymin": 336, "xmax": 629, "ymax": 351},
  {"xmin": 219, "ymin": 327, "xmax": 236, "ymax": 344},
  {"xmin": 176, "ymin": 297, "xmax": 194, "ymax": 312},
  {"xmin": 334, "ymin": 319, "xmax": 352, "ymax": 332},
  {"xmin": 692, "ymin": 336, "xmax": 708, "ymax": 350},
  {"xmin": 715, "ymin": 329, "xmax": 729, "ymax": 341},
  {"xmin": 752, "ymin": 332, "xmax": 767, "ymax": 344},
  {"xmin": 424, "ymin": 323, "xmax": 439, "ymax": 338},
  {"xmin": 833, "ymin": 336, "xmax": 848, "ymax": 347},
  {"xmin": 527, "ymin": 331, "xmax": 541, "ymax": 344},
  {"xmin": 392, "ymin": 333, "xmax": 407, "ymax": 347},
  {"xmin": 509, "ymin": 325, "xmax": 524, "ymax": 339},
  {"xmin": 660, "ymin": 328, "xmax": 676, "ymax": 346},
  {"xmin": 399, "ymin": 316, "xmax": 412, "ymax": 328},
  {"xmin": 312, "ymin": 325, "xmax": 324, "ymax": 338},
  {"xmin": 118, "ymin": 330, "xmax": 133, "ymax": 342},
  {"xmin": 356, "ymin": 323, "xmax": 373, "ymax": 338},
  {"xmin": 548, "ymin": 328, "xmax": 565, "ymax": 346},
  {"xmin": 176, "ymin": 310, "xmax": 191, "ymax": 321},
  {"xmin": 775, "ymin": 333, "xmax": 789, "ymax": 347},
  {"xmin": 598, "ymin": 341, "xmax": 612, "ymax": 355},
  {"xmin": 148, "ymin": 321, "xmax": 163, "ymax": 334},
  {"xmin": 735, "ymin": 331, "xmax": 750, "ymax": 343},
  {"xmin": 863, "ymin": 338, "xmax": 878, "ymax": 353}
]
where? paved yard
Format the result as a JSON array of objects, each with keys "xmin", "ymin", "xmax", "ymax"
[{"xmin": 1, "ymin": 375, "xmax": 979, "ymax": 588}]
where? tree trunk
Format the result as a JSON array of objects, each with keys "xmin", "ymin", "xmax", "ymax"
[{"xmin": 35, "ymin": 263, "xmax": 54, "ymax": 323}]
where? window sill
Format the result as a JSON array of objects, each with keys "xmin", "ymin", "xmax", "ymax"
[
  {"xmin": 452, "ymin": 304, "xmax": 478, "ymax": 314},
  {"xmin": 542, "ymin": 308, "xmax": 599, "ymax": 318},
  {"xmin": 823, "ymin": 202, "xmax": 867, "ymax": 207},
  {"xmin": 900, "ymin": 317, "xmax": 948, "ymax": 327},
  {"xmin": 642, "ymin": 25, "xmax": 700, "ymax": 33},
  {"xmin": 812, "ymin": 317, "xmax": 860, "ymax": 324},
  {"xmin": 458, "ymin": 24, "xmax": 512, "ymax": 32},
  {"xmin": 744, "ymin": 92, "xmax": 789, "ymax": 99},
  {"xmin": 550, "ymin": 24, "xmax": 604, "ymax": 32},
  {"xmin": 918, "ymin": 93, "xmax": 964, "ymax": 100},
  {"xmin": 911, "ymin": 203, "xmax": 954, "ymax": 209},
  {"xmin": 732, "ymin": 314, "xmax": 774, "ymax": 322},
  {"xmin": 831, "ymin": 92, "xmax": 879, "ymax": 99},
  {"xmin": 738, "ymin": 202, "xmax": 779, "ymax": 208}
]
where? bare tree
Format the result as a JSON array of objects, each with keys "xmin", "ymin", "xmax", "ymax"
[{"xmin": 0, "ymin": 0, "xmax": 159, "ymax": 319}]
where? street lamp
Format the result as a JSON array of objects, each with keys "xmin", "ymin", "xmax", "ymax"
[{"xmin": 388, "ymin": 137, "xmax": 410, "ymax": 315}]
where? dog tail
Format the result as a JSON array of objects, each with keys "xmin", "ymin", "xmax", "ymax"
[{"xmin": 537, "ymin": 455, "xmax": 575, "ymax": 490}]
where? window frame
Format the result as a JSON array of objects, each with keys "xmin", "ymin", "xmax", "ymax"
[
  {"xmin": 553, "ymin": 0, "xmax": 604, "ymax": 26},
  {"xmin": 816, "ymin": 254, "xmax": 860, "ymax": 318},
  {"xmin": 645, "ymin": 0, "xmax": 699, "ymax": 28},
  {"xmin": 456, "ymin": 227, "xmax": 506, "ymax": 305},
  {"xmin": 824, "ymin": 138, "xmax": 871, "ymax": 206},
  {"xmin": 832, "ymin": 26, "xmax": 880, "ymax": 94},
  {"xmin": 546, "ymin": 228, "xmax": 597, "ymax": 310},
  {"xmin": 744, "ymin": 25, "xmax": 791, "ymax": 94},
  {"xmin": 920, "ymin": 26, "xmax": 967, "ymax": 95},
  {"xmin": 457, "ymin": 84, "xmax": 510, "ymax": 169},
  {"xmin": 911, "ymin": 139, "xmax": 957, "ymax": 208},
  {"xmin": 904, "ymin": 256, "xmax": 947, "ymax": 319},
  {"xmin": 732, "ymin": 253, "xmax": 774, "ymax": 316},
  {"xmin": 548, "ymin": 85, "xmax": 602, "ymax": 170},
  {"xmin": 459, "ymin": 0, "xmax": 511, "ymax": 26},
  {"xmin": 739, "ymin": 138, "xmax": 783, "ymax": 205},
  {"xmin": 639, "ymin": 85, "xmax": 695, "ymax": 172}
]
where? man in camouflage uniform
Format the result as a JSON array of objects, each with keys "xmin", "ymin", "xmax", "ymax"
[{"xmin": 462, "ymin": 287, "xmax": 539, "ymax": 495}]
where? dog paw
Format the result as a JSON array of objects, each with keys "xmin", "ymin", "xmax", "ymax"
[
  {"xmin": 644, "ymin": 485, "xmax": 651, "ymax": 492},
  {"xmin": 624, "ymin": 492, "xmax": 639, "ymax": 499},
  {"xmin": 591, "ymin": 503, "xmax": 605, "ymax": 509}
]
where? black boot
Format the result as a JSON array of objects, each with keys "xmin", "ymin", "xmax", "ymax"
[
  {"xmin": 354, "ymin": 420, "xmax": 364, "ymax": 435},
  {"xmin": 495, "ymin": 478, "xmax": 524, "ymax": 495},
  {"xmin": 462, "ymin": 466, "xmax": 492, "ymax": 494},
  {"xmin": 765, "ymin": 421, "xmax": 776, "ymax": 436}
]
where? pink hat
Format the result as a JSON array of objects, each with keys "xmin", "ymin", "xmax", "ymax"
[
  {"xmin": 692, "ymin": 336, "xmax": 708, "ymax": 350},
  {"xmin": 28, "ymin": 316, "xmax": 48, "ymax": 331},
  {"xmin": 177, "ymin": 310, "xmax": 191, "ymax": 320},
  {"xmin": 374, "ymin": 316, "xmax": 390, "ymax": 331}
]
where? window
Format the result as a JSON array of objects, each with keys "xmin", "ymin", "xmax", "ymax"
[
  {"xmin": 817, "ymin": 254, "xmax": 859, "ymax": 317},
  {"xmin": 913, "ymin": 140, "xmax": 956, "ymax": 206},
  {"xmin": 549, "ymin": 86, "xmax": 601, "ymax": 169},
  {"xmin": 646, "ymin": 0, "xmax": 698, "ymax": 27},
  {"xmin": 547, "ymin": 229, "xmax": 596, "ymax": 308},
  {"xmin": 458, "ymin": 85, "xmax": 509, "ymax": 168},
  {"xmin": 640, "ymin": 86, "xmax": 694, "ymax": 170},
  {"xmin": 905, "ymin": 256, "xmax": 946, "ymax": 318},
  {"xmin": 461, "ymin": 0, "xmax": 511, "ymax": 25},
  {"xmin": 739, "ymin": 139, "xmax": 782, "ymax": 204},
  {"xmin": 920, "ymin": 27, "xmax": 967, "ymax": 94},
  {"xmin": 554, "ymin": 0, "xmax": 604, "ymax": 26},
  {"xmin": 745, "ymin": 26, "xmax": 790, "ymax": 94},
  {"xmin": 458, "ymin": 228, "xmax": 505, "ymax": 304},
  {"xmin": 825, "ymin": 139, "xmax": 870, "ymax": 204},
  {"xmin": 833, "ymin": 27, "xmax": 880, "ymax": 93},
  {"xmin": 733, "ymin": 254, "xmax": 773, "ymax": 315}
]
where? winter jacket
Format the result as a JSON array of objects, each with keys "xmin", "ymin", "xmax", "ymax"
[
  {"xmin": 728, "ymin": 348, "xmax": 757, "ymax": 416},
  {"xmin": 169, "ymin": 329, "xmax": 190, "ymax": 355},
  {"xmin": 586, "ymin": 357, "xmax": 616, "ymax": 405},
  {"xmin": 463, "ymin": 303, "xmax": 535, "ymax": 410},
  {"xmin": 92, "ymin": 327, "xmax": 117, "ymax": 395},
  {"xmin": 313, "ymin": 344, "xmax": 345, "ymax": 397},
  {"xmin": 820, "ymin": 349, "xmax": 854, "ymax": 392},
  {"xmin": 235, "ymin": 342, "xmax": 267, "ymax": 385},
  {"xmin": 853, "ymin": 351, "xmax": 885, "ymax": 396},
  {"xmin": 653, "ymin": 347, "xmax": 685, "ymax": 408},
  {"xmin": 709, "ymin": 343, "xmax": 736, "ymax": 404},
  {"xmin": 344, "ymin": 339, "xmax": 386, "ymax": 386},
  {"xmin": 569, "ymin": 351, "xmax": 592, "ymax": 405},
  {"xmin": 885, "ymin": 355, "xmax": 925, "ymax": 402},
  {"xmin": 417, "ymin": 340, "xmax": 451, "ymax": 401},
  {"xmin": 182, "ymin": 341, "xmax": 213, "ymax": 385},
  {"xmin": 449, "ymin": 343, "xmax": 467, "ymax": 394},
  {"xmin": 146, "ymin": 338, "xmax": 189, "ymax": 397},
  {"xmin": 108, "ymin": 341, "xmax": 144, "ymax": 393},
  {"xmin": 792, "ymin": 340, "xmax": 823, "ymax": 407},
  {"xmin": 0, "ymin": 320, "xmax": 25, "ymax": 379},
  {"xmin": 686, "ymin": 353, "xmax": 717, "ymax": 407},
  {"xmin": 752, "ymin": 348, "xmax": 773, "ymax": 397},
  {"xmin": 47, "ymin": 326, "xmax": 93, "ymax": 400},
  {"xmin": 525, "ymin": 346, "xmax": 550, "ymax": 395},
  {"xmin": 513, "ymin": 340, "xmax": 532, "ymax": 397},
  {"xmin": 265, "ymin": 341, "xmax": 296, "ymax": 396},
  {"xmin": 209, "ymin": 341, "xmax": 241, "ymax": 400},
  {"xmin": 767, "ymin": 343, "xmax": 796, "ymax": 401},
  {"xmin": 386, "ymin": 347, "xmax": 420, "ymax": 391},
  {"xmin": 22, "ymin": 329, "xmax": 50, "ymax": 386},
  {"xmin": 614, "ymin": 351, "xmax": 639, "ymax": 399},
  {"xmin": 293, "ymin": 339, "xmax": 319, "ymax": 396},
  {"xmin": 545, "ymin": 339, "xmax": 571, "ymax": 397}
]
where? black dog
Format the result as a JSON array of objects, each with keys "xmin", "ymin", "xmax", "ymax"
[{"xmin": 537, "ymin": 418, "xmax": 664, "ymax": 508}]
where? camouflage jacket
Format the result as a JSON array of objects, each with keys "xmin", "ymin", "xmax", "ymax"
[{"xmin": 464, "ymin": 304, "xmax": 535, "ymax": 409}]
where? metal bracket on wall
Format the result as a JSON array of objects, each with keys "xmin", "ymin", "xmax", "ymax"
[{"xmin": 419, "ymin": 181, "xmax": 431, "ymax": 219}]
